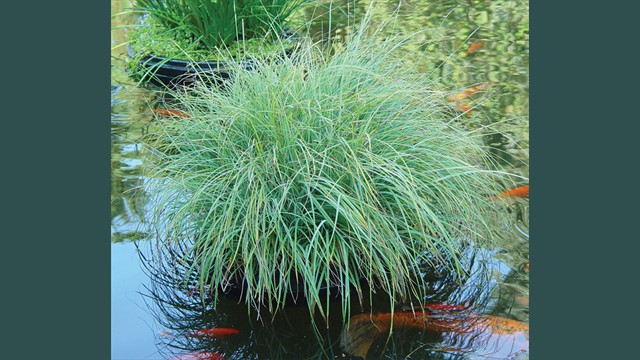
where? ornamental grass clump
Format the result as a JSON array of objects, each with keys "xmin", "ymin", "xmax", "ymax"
[
  {"xmin": 132, "ymin": 0, "xmax": 309, "ymax": 54},
  {"xmin": 144, "ymin": 29, "xmax": 509, "ymax": 321},
  {"xmin": 126, "ymin": 0, "xmax": 310, "ymax": 87}
]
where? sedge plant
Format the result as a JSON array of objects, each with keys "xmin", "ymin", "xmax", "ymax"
[
  {"xmin": 131, "ymin": 0, "xmax": 310, "ymax": 57},
  {"xmin": 143, "ymin": 23, "xmax": 513, "ymax": 324}
]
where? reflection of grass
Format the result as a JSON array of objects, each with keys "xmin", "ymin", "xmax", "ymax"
[
  {"xmin": 110, "ymin": 84, "xmax": 157, "ymax": 242},
  {"xmin": 110, "ymin": 229, "xmax": 148, "ymax": 243},
  {"xmin": 144, "ymin": 23, "xmax": 516, "ymax": 322},
  {"xmin": 305, "ymin": 0, "xmax": 529, "ymax": 176},
  {"xmin": 138, "ymin": 238, "xmax": 341, "ymax": 359}
]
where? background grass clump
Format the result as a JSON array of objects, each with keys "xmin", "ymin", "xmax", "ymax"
[
  {"xmin": 131, "ymin": 0, "xmax": 309, "ymax": 57},
  {"xmin": 127, "ymin": 14, "xmax": 299, "ymax": 62},
  {"xmin": 144, "ymin": 29, "xmax": 511, "ymax": 320}
]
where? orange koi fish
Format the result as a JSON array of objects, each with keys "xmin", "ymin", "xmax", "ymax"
[
  {"xmin": 495, "ymin": 184, "xmax": 530, "ymax": 199},
  {"xmin": 168, "ymin": 352, "xmax": 225, "ymax": 360},
  {"xmin": 455, "ymin": 102, "xmax": 473, "ymax": 114},
  {"xmin": 159, "ymin": 330, "xmax": 175, "ymax": 338},
  {"xmin": 466, "ymin": 41, "xmax": 485, "ymax": 54},
  {"xmin": 152, "ymin": 108, "xmax": 191, "ymax": 118},
  {"xmin": 187, "ymin": 327, "xmax": 240, "ymax": 338},
  {"xmin": 340, "ymin": 307, "xmax": 528, "ymax": 359},
  {"xmin": 446, "ymin": 82, "xmax": 492, "ymax": 102}
]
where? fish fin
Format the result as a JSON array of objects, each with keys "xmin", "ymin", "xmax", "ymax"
[{"xmin": 340, "ymin": 314, "xmax": 389, "ymax": 359}]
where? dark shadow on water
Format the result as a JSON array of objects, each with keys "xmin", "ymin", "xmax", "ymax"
[
  {"xmin": 137, "ymin": 237, "xmax": 345, "ymax": 359},
  {"xmin": 134, "ymin": 229, "xmax": 520, "ymax": 359}
]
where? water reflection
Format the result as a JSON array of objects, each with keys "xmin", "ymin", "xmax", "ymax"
[
  {"xmin": 305, "ymin": 0, "xmax": 529, "ymax": 176},
  {"xmin": 137, "ymin": 238, "xmax": 345, "ymax": 359},
  {"xmin": 110, "ymin": 77, "xmax": 161, "ymax": 243},
  {"xmin": 111, "ymin": 110, "xmax": 151, "ymax": 242},
  {"xmin": 134, "ymin": 230, "xmax": 522, "ymax": 359},
  {"xmin": 338, "ymin": 246, "xmax": 529, "ymax": 359},
  {"xmin": 340, "ymin": 308, "xmax": 529, "ymax": 359}
]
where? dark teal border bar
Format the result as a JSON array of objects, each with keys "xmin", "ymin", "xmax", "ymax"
[{"xmin": 3, "ymin": 2, "xmax": 110, "ymax": 359}]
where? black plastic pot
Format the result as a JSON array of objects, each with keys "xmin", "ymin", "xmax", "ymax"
[
  {"xmin": 133, "ymin": 52, "xmax": 250, "ymax": 88},
  {"xmin": 129, "ymin": 32, "xmax": 300, "ymax": 88}
]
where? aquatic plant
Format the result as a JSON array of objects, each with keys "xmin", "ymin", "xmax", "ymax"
[
  {"xmin": 143, "ymin": 20, "xmax": 513, "ymax": 322},
  {"xmin": 125, "ymin": 0, "xmax": 312, "ymax": 87},
  {"xmin": 132, "ymin": 0, "xmax": 310, "ymax": 53}
]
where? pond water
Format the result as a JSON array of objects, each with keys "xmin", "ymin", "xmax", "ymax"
[{"xmin": 111, "ymin": 1, "xmax": 528, "ymax": 359}]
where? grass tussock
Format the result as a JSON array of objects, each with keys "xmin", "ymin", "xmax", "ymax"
[
  {"xmin": 133, "ymin": 0, "xmax": 310, "ymax": 50},
  {"xmin": 144, "ymin": 25, "xmax": 512, "ymax": 322}
]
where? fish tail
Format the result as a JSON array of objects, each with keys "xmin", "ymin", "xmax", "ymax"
[{"xmin": 340, "ymin": 314, "xmax": 390, "ymax": 359}]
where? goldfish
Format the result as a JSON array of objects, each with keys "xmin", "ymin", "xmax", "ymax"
[
  {"xmin": 167, "ymin": 352, "xmax": 225, "ymax": 360},
  {"xmin": 446, "ymin": 82, "xmax": 492, "ymax": 102},
  {"xmin": 159, "ymin": 330, "xmax": 175, "ymax": 338},
  {"xmin": 446, "ymin": 82, "xmax": 492, "ymax": 115},
  {"xmin": 340, "ymin": 305, "xmax": 528, "ymax": 359},
  {"xmin": 455, "ymin": 102, "xmax": 474, "ymax": 114},
  {"xmin": 187, "ymin": 328, "xmax": 240, "ymax": 338},
  {"xmin": 152, "ymin": 108, "xmax": 191, "ymax": 118},
  {"xmin": 466, "ymin": 41, "xmax": 485, "ymax": 54},
  {"xmin": 495, "ymin": 184, "xmax": 530, "ymax": 199}
]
